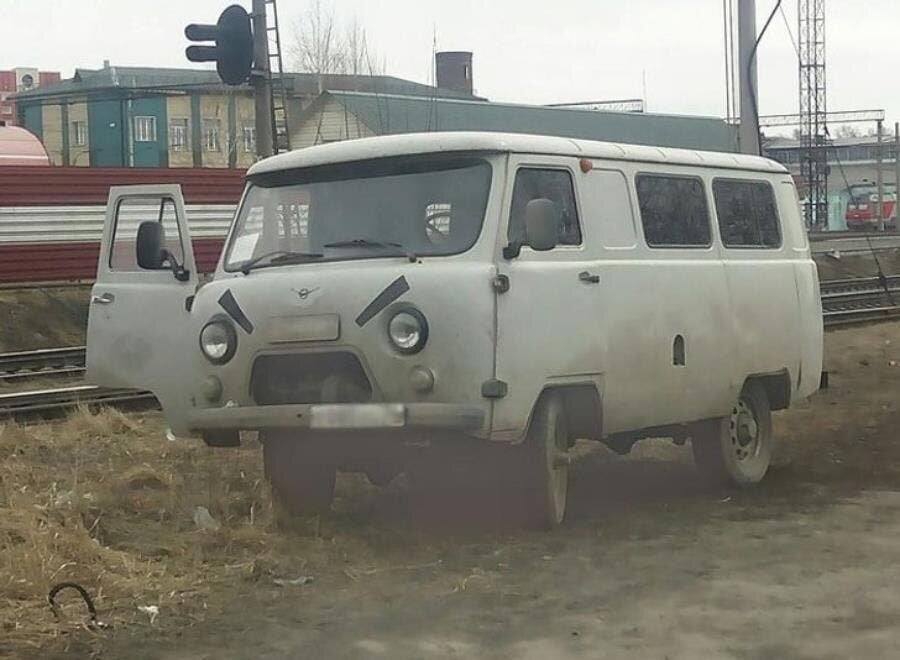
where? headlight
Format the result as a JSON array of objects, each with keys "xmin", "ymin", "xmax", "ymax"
[
  {"xmin": 387, "ymin": 308, "xmax": 428, "ymax": 354},
  {"xmin": 199, "ymin": 319, "xmax": 237, "ymax": 364}
]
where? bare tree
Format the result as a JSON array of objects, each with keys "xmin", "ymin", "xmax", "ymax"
[
  {"xmin": 289, "ymin": 0, "xmax": 340, "ymax": 90},
  {"xmin": 836, "ymin": 124, "xmax": 861, "ymax": 139},
  {"xmin": 289, "ymin": 0, "xmax": 383, "ymax": 88}
]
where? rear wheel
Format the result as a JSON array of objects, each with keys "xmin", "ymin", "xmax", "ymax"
[
  {"xmin": 262, "ymin": 431, "xmax": 336, "ymax": 516},
  {"xmin": 692, "ymin": 382, "xmax": 773, "ymax": 487}
]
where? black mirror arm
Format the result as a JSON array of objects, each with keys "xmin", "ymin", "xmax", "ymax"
[
  {"xmin": 161, "ymin": 249, "xmax": 191, "ymax": 282},
  {"xmin": 502, "ymin": 241, "xmax": 522, "ymax": 260}
]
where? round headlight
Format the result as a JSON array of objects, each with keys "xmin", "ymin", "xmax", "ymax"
[
  {"xmin": 387, "ymin": 308, "xmax": 428, "ymax": 354},
  {"xmin": 199, "ymin": 320, "xmax": 237, "ymax": 364}
]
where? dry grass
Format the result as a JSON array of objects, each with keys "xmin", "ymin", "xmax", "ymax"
[
  {"xmin": 0, "ymin": 406, "xmax": 449, "ymax": 657},
  {"xmin": 0, "ymin": 407, "xmax": 299, "ymax": 654}
]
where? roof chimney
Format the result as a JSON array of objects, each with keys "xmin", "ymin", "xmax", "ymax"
[
  {"xmin": 435, "ymin": 51, "xmax": 473, "ymax": 95},
  {"xmin": 103, "ymin": 59, "xmax": 110, "ymax": 69}
]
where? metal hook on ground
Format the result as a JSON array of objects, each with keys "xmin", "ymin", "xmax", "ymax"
[{"xmin": 48, "ymin": 581, "xmax": 109, "ymax": 630}]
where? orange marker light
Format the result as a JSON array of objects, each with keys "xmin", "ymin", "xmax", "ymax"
[{"xmin": 579, "ymin": 158, "xmax": 593, "ymax": 173}]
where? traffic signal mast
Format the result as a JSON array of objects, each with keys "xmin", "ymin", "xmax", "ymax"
[{"xmin": 185, "ymin": 2, "xmax": 281, "ymax": 158}]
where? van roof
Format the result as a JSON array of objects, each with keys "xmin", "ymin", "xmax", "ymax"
[{"xmin": 247, "ymin": 131, "xmax": 788, "ymax": 177}]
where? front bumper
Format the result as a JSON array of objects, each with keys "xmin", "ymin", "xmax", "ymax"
[{"xmin": 187, "ymin": 402, "xmax": 485, "ymax": 434}]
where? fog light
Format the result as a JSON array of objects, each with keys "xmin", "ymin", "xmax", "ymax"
[
  {"xmin": 201, "ymin": 375, "xmax": 223, "ymax": 402},
  {"xmin": 409, "ymin": 365, "xmax": 435, "ymax": 393}
]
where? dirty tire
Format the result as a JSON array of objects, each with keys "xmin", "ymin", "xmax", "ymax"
[
  {"xmin": 262, "ymin": 431, "xmax": 336, "ymax": 516},
  {"xmin": 520, "ymin": 393, "xmax": 569, "ymax": 528},
  {"xmin": 692, "ymin": 382, "xmax": 773, "ymax": 487}
]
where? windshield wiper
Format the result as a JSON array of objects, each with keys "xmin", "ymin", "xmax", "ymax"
[
  {"xmin": 323, "ymin": 238, "xmax": 417, "ymax": 262},
  {"xmin": 240, "ymin": 250, "xmax": 324, "ymax": 275}
]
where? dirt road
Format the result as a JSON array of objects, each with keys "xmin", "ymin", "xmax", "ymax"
[{"xmin": 5, "ymin": 322, "xmax": 900, "ymax": 659}]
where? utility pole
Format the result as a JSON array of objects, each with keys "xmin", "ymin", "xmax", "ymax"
[
  {"xmin": 737, "ymin": 0, "xmax": 760, "ymax": 155},
  {"xmin": 876, "ymin": 119, "xmax": 884, "ymax": 230},
  {"xmin": 252, "ymin": 0, "xmax": 274, "ymax": 159},
  {"xmin": 895, "ymin": 122, "xmax": 899, "ymax": 229}
]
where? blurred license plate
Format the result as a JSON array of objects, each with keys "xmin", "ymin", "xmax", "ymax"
[{"xmin": 310, "ymin": 404, "xmax": 405, "ymax": 429}]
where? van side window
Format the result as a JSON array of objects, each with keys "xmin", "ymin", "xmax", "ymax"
[
  {"xmin": 713, "ymin": 179, "xmax": 782, "ymax": 248},
  {"xmin": 579, "ymin": 169, "xmax": 636, "ymax": 249},
  {"xmin": 635, "ymin": 174, "xmax": 711, "ymax": 247},
  {"xmin": 508, "ymin": 168, "xmax": 582, "ymax": 247},
  {"xmin": 109, "ymin": 197, "xmax": 184, "ymax": 271}
]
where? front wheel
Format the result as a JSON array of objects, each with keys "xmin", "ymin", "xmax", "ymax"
[
  {"xmin": 520, "ymin": 393, "xmax": 570, "ymax": 527},
  {"xmin": 262, "ymin": 431, "xmax": 336, "ymax": 516},
  {"xmin": 691, "ymin": 382, "xmax": 774, "ymax": 487}
]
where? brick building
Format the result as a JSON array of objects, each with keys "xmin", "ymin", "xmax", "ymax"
[{"xmin": 0, "ymin": 67, "xmax": 60, "ymax": 126}]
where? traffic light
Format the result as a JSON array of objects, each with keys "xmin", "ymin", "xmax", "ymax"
[{"xmin": 185, "ymin": 5, "xmax": 254, "ymax": 86}]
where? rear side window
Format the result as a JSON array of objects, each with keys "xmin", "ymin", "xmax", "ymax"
[
  {"xmin": 713, "ymin": 179, "xmax": 782, "ymax": 248},
  {"xmin": 636, "ymin": 174, "xmax": 711, "ymax": 247},
  {"xmin": 508, "ymin": 168, "xmax": 582, "ymax": 247}
]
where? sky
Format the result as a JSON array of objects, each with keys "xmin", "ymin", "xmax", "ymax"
[{"xmin": 4, "ymin": 0, "xmax": 899, "ymax": 132}]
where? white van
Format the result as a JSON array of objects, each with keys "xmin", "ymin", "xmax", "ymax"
[{"xmin": 86, "ymin": 132, "xmax": 823, "ymax": 527}]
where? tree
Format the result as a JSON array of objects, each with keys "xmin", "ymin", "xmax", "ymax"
[
  {"xmin": 288, "ymin": 0, "xmax": 383, "ymax": 88},
  {"xmin": 836, "ymin": 124, "xmax": 861, "ymax": 139}
]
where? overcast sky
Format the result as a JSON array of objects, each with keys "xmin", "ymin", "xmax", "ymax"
[{"xmin": 5, "ymin": 0, "xmax": 899, "ymax": 132}]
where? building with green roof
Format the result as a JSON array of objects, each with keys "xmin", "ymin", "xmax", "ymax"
[
  {"xmin": 14, "ymin": 62, "xmax": 739, "ymax": 168},
  {"xmin": 291, "ymin": 91, "xmax": 739, "ymax": 153}
]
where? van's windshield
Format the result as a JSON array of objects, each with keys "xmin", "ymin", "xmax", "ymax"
[{"xmin": 224, "ymin": 156, "xmax": 493, "ymax": 271}]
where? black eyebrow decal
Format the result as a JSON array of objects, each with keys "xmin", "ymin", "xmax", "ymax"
[
  {"xmin": 355, "ymin": 276, "xmax": 410, "ymax": 327},
  {"xmin": 218, "ymin": 289, "xmax": 254, "ymax": 334}
]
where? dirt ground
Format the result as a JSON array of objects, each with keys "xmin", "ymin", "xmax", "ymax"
[{"xmin": 2, "ymin": 322, "xmax": 900, "ymax": 660}]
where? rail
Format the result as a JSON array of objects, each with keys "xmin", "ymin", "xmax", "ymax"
[
  {"xmin": 0, "ymin": 385, "xmax": 156, "ymax": 420},
  {"xmin": 820, "ymin": 276, "xmax": 900, "ymax": 326},
  {"xmin": 0, "ymin": 346, "xmax": 86, "ymax": 381}
]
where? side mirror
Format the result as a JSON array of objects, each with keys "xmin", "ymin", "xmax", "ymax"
[
  {"xmin": 524, "ymin": 198, "xmax": 560, "ymax": 251},
  {"xmin": 136, "ymin": 220, "xmax": 191, "ymax": 281},
  {"xmin": 136, "ymin": 221, "xmax": 166, "ymax": 269}
]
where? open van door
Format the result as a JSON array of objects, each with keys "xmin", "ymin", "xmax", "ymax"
[{"xmin": 86, "ymin": 185, "xmax": 199, "ymax": 435}]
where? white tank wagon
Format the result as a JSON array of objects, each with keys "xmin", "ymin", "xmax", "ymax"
[{"xmin": 86, "ymin": 132, "xmax": 823, "ymax": 528}]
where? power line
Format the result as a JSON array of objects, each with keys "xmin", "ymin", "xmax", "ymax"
[{"xmin": 779, "ymin": 2, "xmax": 800, "ymax": 56}]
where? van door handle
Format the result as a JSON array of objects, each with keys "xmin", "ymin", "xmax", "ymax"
[
  {"xmin": 91, "ymin": 292, "xmax": 115, "ymax": 305},
  {"xmin": 578, "ymin": 271, "xmax": 600, "ymax": 284}
]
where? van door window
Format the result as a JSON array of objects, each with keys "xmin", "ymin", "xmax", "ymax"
[
  {"xmin": 635, "ymin": 174, "xmax": 711, "ymax": 248},
  {"xmin": 713, "ymin": 179, "xmax": 782, "ymax": 248},
  {"xmin": 508, "ymin": 168, "xmax": 582, "ymax": 247},
  {"xmin": 109, "ymin": 196, "xmax": 185, "ymax": 271}
]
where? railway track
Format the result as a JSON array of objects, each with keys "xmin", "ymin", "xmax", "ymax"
[
  {"xmin": 1, "ymin": 276, "xmax": 898, "ymax": 420},
  {"xmin": 0, "ymin": 345, "xmax": 86, "ymax": 382},
  {"xmin": 820, "ymin": 276, "xmax": 900, "ymax": 326},
  {"xmin": 0, "ymin": 385, "xmax": 156, "ymax": 420}
]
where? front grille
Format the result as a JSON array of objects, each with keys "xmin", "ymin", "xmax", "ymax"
[{"xmin": 250, "ymin": 352, "xmax": 373, "ymax": 405}]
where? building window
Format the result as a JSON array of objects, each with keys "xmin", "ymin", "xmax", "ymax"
[
  {"xmin": 713, "ymin": 179, "xmax": 782, "ymax": 249},
  {"xmin": 203, "ymin": 119, "xmax": 220, "ymax": 152},
  {"xmin": 508, "ymin": 168, "xmax": 582, "ymax": 247},
  {"xmin": 169, "ymin": 118, "xmax": 189, "ymax": 151},
  {"xmin": 636, "ymin": 174, "xmax": 711, "ymax": 247},
  {"xmin": 71, "ymin": 120, "xmax": 87, "ymax": 146},
  {"xmin": 0, "ymin": 105, "xmax": 12, "ymax": 116},
  {"xmin": 242, "ymin": 124, "xmax": 256, "ymax": 153},
  {"xmin": 133, "ymin": 116, "xmax": 157, "ymax": 142}
]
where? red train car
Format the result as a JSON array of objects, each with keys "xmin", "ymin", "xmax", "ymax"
[{"xmin": 845, "ymin": 182, "xmax": 897, "ymax": 230}]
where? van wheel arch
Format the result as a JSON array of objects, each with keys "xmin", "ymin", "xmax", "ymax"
[
  {"xmin": 743, "ymin": 371, "xmax": 791, "ymax": 411},
  {"xmin": 525, "ymin": 384, "xmax": 602, "ymax": 444}
]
